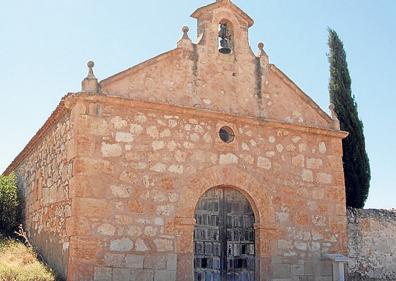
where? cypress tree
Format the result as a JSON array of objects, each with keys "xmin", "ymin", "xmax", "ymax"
[{"xmin": 328, "ymin": 28, "xmax": 371, "ymax": 208}]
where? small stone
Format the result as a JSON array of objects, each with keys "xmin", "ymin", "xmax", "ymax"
[
  {"xmin": 257, "ymin": 156, "xmax": 272, "ymax": 170},
  {"xmin": 265, "ymin": 151, "xmax": 276, "ymax": 158},
  {"xmin": 194, "ymin": 125, "xmax": 204, "ymax": 134},
  {"xmin": 130, "ymin": 124, "xmax": 144, "ymax": 135},
  {"xmin": 302, "ymin": 169, "xmax": 313, "ymax": 182},
  {"xmin": 219, "ymin": 153, "xmax": 238, "ymax": 165},
  {"xmin": 292, "ymin": 155, "xmax": 305, "ymax": 167},
  {"xmin": 168, "ymin": 119, "xmax": 178, "ymax": 128},
  {"xmin": 174, "ymin": 150, "xmax": 187, "ymax": 163},
  {"xmin": 310, "ymin": 242, "xmax": 320, "ymax": 252},
  {"xmin": 134, "ymin": 114, "xmax": 147, "ymax": 123},
  {"xmin": 295, "ymin": 241, "xmax": 307, "ymax": 251},
  {"xmin": 147, "ymin": 126, "xmax": 159, "ymax": 138},
  {"xmin": 168, "ymin": 164, "xmax": 184, "ymax": 174},
  {"xmin": 241, "ymin": 142, "xmax": 250, "ymax": 151},
  {"xmin": 240, "ymin": 154, "xmax": 254, "ymax": 165},
  {"xmin": 299, "ymin": 143, "xmax": 307, "ymax": 153},
  {"xmin": 152, "ymin": 141, "xmax": 165, "ymax": 151},
  {"xmin": 269, "ymin": 136, "xmax": 276, "ymax": 143},
  {"xmin": 278, "ymin": 240, "xmax": 292, "ymax": 250},
  {"xmin": 319, "ymin": 142, "xmax": 327, "ymax": 154},
  {"xmin": 183, "ymin": 142, "xmax": 194, "ymax": 149},
  {"xmin": 154, "ymin": 217, "xmax": 164, "ymax": 226},
  {"xmin": 317, "ymin": 173, "xmax": 333, "ymax": 184},
  {"xmin": 286, "ymin": 144, "xmax": 296, "ymax": 152},
  {"xmin": 110, "ymin": 238, "xmax": 134, "ymax": 252},
  {"xmin": 144, "ymin": 226, "xmax": 158, "ymax": 237},
  {"xmin": 167, "ymin": 141, "xmax": 177, "ymax": 151},
  {"xmin": 203, "ymin": 132, "xmax": 212, "ymax": 143},
  {"xmin": 115, "ymin": 132, "xmax": 134, "ymax": 143},
  {"xmin": 307, "ymin": 158, "xmax": 323, "ymax": 169},
  {"xmin": 292, "ymin": 136, "xmax": 302, "ymax": 143},
  {"xmin": 104, "ymin": 253, "xmax": 125, "ymax": 267},
  {"xmin": 276, "ymin": 144, "xmax": 284, "ymax": 153},
  {"xmin": 113, "ymin": 268, "xmax": 131, "ymax": 280},
  {"xmin": 150, "ymin": 163, "xmax": 167, "ymax": 173},
  {"xmin": 157, "ymin": 204, "xmax": 175, "ymax": 216},
  {"xmin": 94, "ymin": 267, "xmax": 112, "ymax": 281},
  {"xmin": 190, "ymin": 133, "xmax": 200, "ymax": 142},
  {"xmin": 111, "ymin": 116, "xmax": 127, "ymax": 129},
  {"xmin": 97, "ymin": 224, "xmax": 116, "ymax": 236},
  {"xmin": 111, "ymin": 185, "xmax": 131, "ymax": 198},
  {"xmin": 160, "ymin": 129, "xmax": 171, "ymax": 138},
  {"xmin": 154, "ymin": 238, "xmax": 174, "ymax": 252},
  {"xmin": 135, "ymin": 239, "xmax": 149, "ymax": 252},
  {"xmin": 127, "ymin": 225, "xmax": 143, "ymax": 237},
  {"xmin": 125, "ymin": 255, "xmax": 144, "ymax": 268},
  {"xmin": 101, "ymin": 143, "xmax": 122, "ymax": 157},
  {"xmin": 152, "ymin": 191, "xmax": 168, "ymax": 203}
]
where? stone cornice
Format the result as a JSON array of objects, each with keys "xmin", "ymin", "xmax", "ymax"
[
  {"xmin": 4, "ymin": 93, "xmax": 347, "ymax": 176},
  {"xmin": 72, "ymin": 94, "xmax": 348, "ymax": 139}
]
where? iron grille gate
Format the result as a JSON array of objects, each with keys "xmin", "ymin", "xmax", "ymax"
[{"xmin": 194, "ymin": 187, "xmax": 255, "ymax": 281}]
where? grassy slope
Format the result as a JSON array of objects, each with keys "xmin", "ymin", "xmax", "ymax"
[{"xmin": 0, "ymin": 238, "xmax": 55, "ymax": 281}]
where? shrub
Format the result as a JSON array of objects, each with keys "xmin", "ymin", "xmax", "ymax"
[
  {"xmin": 0, "ymin": 173, "xmax": 19, "ymax": 236},
  {"xmin": 0, "ymin": 238, "xmax": 55, "ymax": 281}
]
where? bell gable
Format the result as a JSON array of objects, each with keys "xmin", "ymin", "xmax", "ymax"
[{"xmin": 100, "ymin": 0, "xmax": 334, "ymax": 130}]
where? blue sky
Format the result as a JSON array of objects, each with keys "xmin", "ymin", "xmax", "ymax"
[{"xmin": 0, "ymin": 0, "xmax": 395, "ymax": 209}]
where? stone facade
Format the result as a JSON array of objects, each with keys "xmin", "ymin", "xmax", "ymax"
[
  {"xmin": 4, "ymin": 1, "xmax": 349, "ymax": 280},
  {"xmin": 11, "ymin": 103, "xmax": 73, "ymax": 278},
  {"xmin": 348, "ymin": 209, "xmax": 396, "ymax": 281}
]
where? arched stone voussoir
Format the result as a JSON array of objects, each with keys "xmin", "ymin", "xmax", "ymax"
[{"xmin": 174, "ymin": 165, "xmax": 275, "ymax": 226}]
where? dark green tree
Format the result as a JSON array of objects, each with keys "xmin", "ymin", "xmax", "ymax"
[
  {"xmin": 328, "ymin": 28, "xmax": 371, "ymax": 208},
  {"xmin": 0, "ymin": 173, "xmax": 19, "ymax": 236}
]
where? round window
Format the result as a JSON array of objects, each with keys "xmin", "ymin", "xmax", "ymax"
[{"xmin": 219, "ymin": 126, "xmax": 235, "ymax": 143}]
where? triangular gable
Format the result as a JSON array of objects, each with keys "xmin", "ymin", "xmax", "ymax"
[{"xmin": 268, "ymin": 64, "xmax": 333, "ymax": 126}]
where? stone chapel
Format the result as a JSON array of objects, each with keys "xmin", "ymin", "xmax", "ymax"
[{"xmin": 4, "ymin": 0, "xmax": 349, "ymax": 280}]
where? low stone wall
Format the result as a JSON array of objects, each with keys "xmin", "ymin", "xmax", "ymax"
[{"xmin": 348, "ymin": 208, "xmax": 396, "ymax": 281}]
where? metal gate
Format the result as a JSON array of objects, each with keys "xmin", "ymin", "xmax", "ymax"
[{"xmin": 194, "ymin": 187, "xmax": 255, "ymax": 281}]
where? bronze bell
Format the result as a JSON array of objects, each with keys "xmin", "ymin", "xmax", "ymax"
[{"xmin": 218, "ymin": 23, "xmax": 232, "ymax": 54}]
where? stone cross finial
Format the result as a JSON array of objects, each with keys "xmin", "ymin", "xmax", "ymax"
[
  {"xmin": 329, "ymin": 103, "xmax": 341, "ymax": 130},
  {"xmin": 182, "ymin": 26, "xmax": 190, "ymax": 40},
  {"xmin": 86, "ymin": 61, "xmax": 96, "ymax": 79},
  {"xmin": 81, "ymin": 60, "xmax": 99, "ymax": 94},
  {"xmin": 177, "ymin": 26, "xmax": 193, "ymax": 50},
  {"xmin": 258, "ymin": 42, "xmax": 269, "ymax": 64}
]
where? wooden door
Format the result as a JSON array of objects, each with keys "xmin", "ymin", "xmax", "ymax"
[{"xmin": 194, "ymin": 187, "xmax": 255, "ymax": 281}]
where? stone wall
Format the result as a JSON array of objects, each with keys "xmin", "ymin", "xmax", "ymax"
[
  {"xmin": 15, "ymin": 112, "xmax": 73, "ymax": 280},
  {"xmin": 66, "ymin": 94, "xmax": 347, "ymax": 281},
  {"xmin": 348, "ymin": 208, "xmax": 396, "ymax": 281}
]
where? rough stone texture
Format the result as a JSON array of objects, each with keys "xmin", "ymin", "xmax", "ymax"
[
  {"xmin": 12, "ymin": 112, "xmax": 73, "ymax": 280},
  {"xmin": 3, "ymin": 1, "xmax": 349, "ymax": 280},
  {"xmin": 348, "ymin": 208, "xmax": 396, "ymax": 281}
]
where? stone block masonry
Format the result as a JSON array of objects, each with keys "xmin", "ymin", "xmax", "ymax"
[{"xmin": 348, "ymin": 208, "xmax": 396, "ymax": 281}]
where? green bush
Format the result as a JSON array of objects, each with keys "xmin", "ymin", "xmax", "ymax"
[{"xmin": 0, "ymin": 173, "xmax": 19, "ymax": 236}]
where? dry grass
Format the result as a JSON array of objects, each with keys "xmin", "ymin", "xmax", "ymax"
[{"xmin": 0, "ymin": 238, "xmax": 55, "ymax": 281}]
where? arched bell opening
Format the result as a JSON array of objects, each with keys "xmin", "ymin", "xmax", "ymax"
[
  {"xmin": 193, "ymin": 186, "xmax": 255, "ymax": 281},
  {"xmin": 218, "ymin": 20, "xmax": 234, "ymax": 54}
]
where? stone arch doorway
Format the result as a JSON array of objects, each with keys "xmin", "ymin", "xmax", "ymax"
[{"xmin": 194, "ymin": 186, "xmax": 255, "ymax": 281}]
